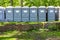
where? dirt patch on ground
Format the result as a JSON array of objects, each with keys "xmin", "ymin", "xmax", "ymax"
[{"xmin": 0, "ymin": 24, "xmax": 42, "ymax": 32}]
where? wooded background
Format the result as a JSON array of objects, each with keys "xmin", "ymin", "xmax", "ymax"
[{"xmin": 0, "ymin": 0, "xmax": 60, "ymax": 7}]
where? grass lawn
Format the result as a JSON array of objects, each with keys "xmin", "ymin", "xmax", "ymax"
[
  {"xmin": 0, "ymin": 22, "xmax": 60, "ymax": 40},
  {"xmin": 0, "ymin": 30, "xmax": 60, "ymax": 40}
]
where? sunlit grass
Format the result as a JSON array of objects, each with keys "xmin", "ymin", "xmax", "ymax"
[
  {"xmin": 0, "ymin": 21, "xmax": 60, "ymax": 26},
  {"xmin": 0, "ymin": 38, "xmax": 17, "ymax": 40},
  {"xmin": 0, "ymin": 30, "xmax": 60, "ymax": 40},
  {"xmin": 0, "ymin": 30, "xmax": 19, "ymax": 37}
]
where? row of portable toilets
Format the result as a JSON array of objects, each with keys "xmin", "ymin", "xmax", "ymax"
[{"xmin": 0, "ymin": 6, "xmax": 60, "ymax": 22}]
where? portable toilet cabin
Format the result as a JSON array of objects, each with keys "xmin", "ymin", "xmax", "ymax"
[
  {"xmin": 22, "ymin": 6, "xmax": 29, "ymax": 22},
  {"xmin": 14, "ymin": 6, "xmax": 21, "ymax": 22},
  {"xmin": 55, "ymin": 7, "xmax": 59, "ymax": 21},
  {"xmin": 5, "ymin": 6, "xmax": 14, "ymax": 21},
  {"xmin": 30, "ymin": 6, "xmax": 37, "ymax": 22},
  {"xmin": 58, "ymin": 6, "xmax": 60, "ymax": 21},
  {"xmin": 0, "ymin": 6, "xmax": 5, "ymax": 21},
  {"xmin": 48, "ymin": 6, "xmax": 55, "ymax": 21},
  {"xmin": 38, "ymin": 6, "xmax": 46, "ymax": 22}
]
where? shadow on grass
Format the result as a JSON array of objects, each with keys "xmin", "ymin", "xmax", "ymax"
[
  {"xmin": 7, "ymin": 31, "xmax": 60, "ymax": 40},
  {"xmin": 0, "ymin": 31, "xmax": 60, "ymax": 40}
]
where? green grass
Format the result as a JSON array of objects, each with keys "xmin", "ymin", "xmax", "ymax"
[
  {"xmin": 0, "ymin": 30, "xmax": 19, "ymax": 37},
  {"xmin": 0, "ymin": 21, "xmax": 60, "ymax": 26},
  {"xmin": 0, "ymin": 30, "xmax": 60, "ymax": 40},
  {"xmin": 0, "ymin": 38, "xmax": 16, "ymax": 40},
  {"xmin": 0, "ymin": 38, "xmax": 33, "ymax": 40},
  {"xmin": 0, "ymin": 22, "xmax": 40, "ymax": 26},
  {"xmin": 0, "ymin": 22, "xmax": 60, "ymax": 40}
]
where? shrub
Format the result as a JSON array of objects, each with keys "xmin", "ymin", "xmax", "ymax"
[
  {"xmin": 56, "ymin": 23, "xmax": 60, "ymax": 31},
  {"xmin": 48, "ymin": 23, "xmax": 57, "ymax": 31}
]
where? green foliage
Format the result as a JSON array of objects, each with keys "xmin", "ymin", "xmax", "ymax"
[
  {"xmin": 13, "ymin": 0, "xmax": 20, "ymax": 6},
  {"xmin": 24, "ymin": 0, "xmax": 60, "ymax": 6},
  {"xmin": 0, "ymin": 0, "xmax": 4, "ymax": 6},
  {"xmin": 48, "ymin": 23, "xmax": 57, "ymax": 31},
  {"xmin": 0, "ymin": 0, "xmax": 60, "ymax": 7},
  {"xmin": 56, "ymin": 23, "xmax": 60, "ymax": 31},
  {"xmin": 23, "ymin": 0, "xmax": 40, "ymax": 7}
]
